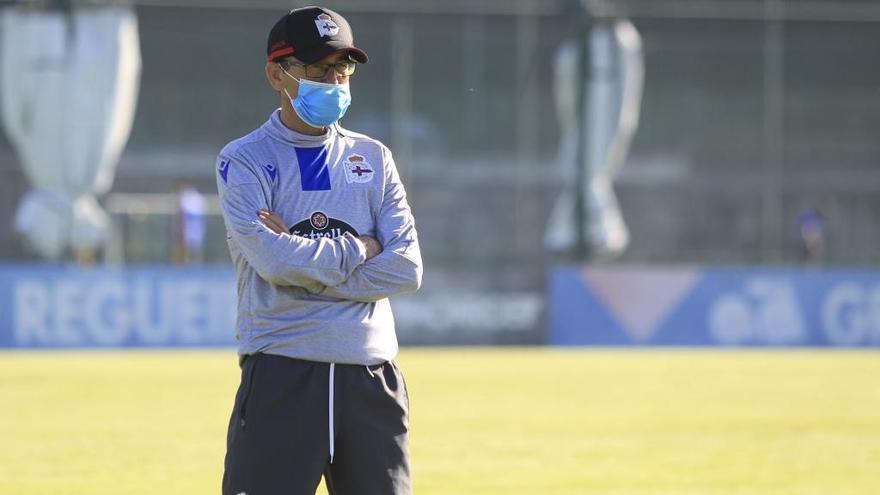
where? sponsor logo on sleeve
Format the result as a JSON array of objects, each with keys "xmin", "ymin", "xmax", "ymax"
[
  {"xmin": 218, "ymin": 159, "xmax": 230, "ymax": 183},
  {"xmin": 263, "ymin": 163, "xmax": 277, "ymax": 182}
]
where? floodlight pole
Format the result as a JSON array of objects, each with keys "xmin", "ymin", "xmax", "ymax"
[
  {"xmin": 762, "ymin": 0, "xmax": 785, "ymax": 262},
  {"xmin": 573, "ymin": 12, "xmax": 591, "ymax": 261}
]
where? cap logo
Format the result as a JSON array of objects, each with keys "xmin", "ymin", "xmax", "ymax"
[{"xmin": 315, "ymin": 13, "xmax": 340, "ymax": 37}]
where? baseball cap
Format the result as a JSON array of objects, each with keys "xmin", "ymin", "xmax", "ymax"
[{"xmin": 266, "ymin": 6, "xmax": 368, "ymax": 64}]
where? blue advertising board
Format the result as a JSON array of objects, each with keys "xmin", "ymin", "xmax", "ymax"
[
  {"xmin": 7, "ymin": 264, "xmax": 880, "ymax": 348},
  {"xmin": 0, "ymin": 265, "xmax": 238, "ymax": 348},
  {"xmin": 550, "ymin": 265, "xmax": 880, "ymax": 347},
  {"xmin": 0, "ymin": 265, "xmax": 542, "ymax": 348}
]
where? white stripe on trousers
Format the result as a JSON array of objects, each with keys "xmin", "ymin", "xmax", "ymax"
[
  {"xmin": 328, "ymin": 363, "xmax": 336, "ymax": 464},
  {"xmin": 329, "ymin": 363, "xmax": 379, "ymax": 464}
]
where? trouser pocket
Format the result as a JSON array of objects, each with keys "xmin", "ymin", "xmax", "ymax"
[{"xmin": 238, "ymin": 354, "xmax": 260, "ymax": 429}]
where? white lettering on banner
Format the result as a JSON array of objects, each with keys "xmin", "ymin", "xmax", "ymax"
[
  {"xmin": 392, "ymin": 293, "xmax": 541, "ymax": 334},
  {"xmin": 207, "ymin": 284, "xmax": 238, "ymax": 342},
  {"xmin": 821, "ymin": 283, "xmax": 880, "ymax": 346},
  {"xmin": 14, "ymin": 280, "xmax": 50, "ymax": 344},
  {"xmin": 870, "ymin": 289, "xmax": 880, "ymax": 343},
  {"xmin": 177, "ymin": 282, "xmax": 207, "ymax": 345},
  {"xmin": 708, "ymin": 279, "xmax": 805, "ymax": 345},
  {"xmin": 10, "ymin": 276, "xmax": 237, "ymax": 347},
  {"xmin": 54, "ymin": 281, "xmax": 84, "ymax": 346},
  {"xmin": 84, "ymin": 281, "xmax": 129, "ymax": 346},
  {"xmin": 707, "ymin": 293, "xmax": 751, "ymax": 345},
  {"xmin": 133, "ymin": 280, "xmax": 172, "ymax": 345}
]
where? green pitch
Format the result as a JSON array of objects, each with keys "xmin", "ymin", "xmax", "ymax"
[{"xmin": 1, "ymin": 349, "xmax": 878, "ymax": 494}]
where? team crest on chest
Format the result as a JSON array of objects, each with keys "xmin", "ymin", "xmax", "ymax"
[{"xmin": 343, "ymin": 154, "xmax": 374, "ymax": 184}]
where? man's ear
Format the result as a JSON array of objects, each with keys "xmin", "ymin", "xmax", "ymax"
[{"xmin": 265, "ymin": 62, "xmax": 285, "ymax": 92}]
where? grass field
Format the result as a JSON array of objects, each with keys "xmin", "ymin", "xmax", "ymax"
[{"xmin": 1, "ymin": 348, "xmax": 878, "ymax": 494}]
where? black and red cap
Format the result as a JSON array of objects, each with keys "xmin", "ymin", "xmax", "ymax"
[{"xmin": 266, "ymin": 6, "xmax": 368, "ymax": 64}]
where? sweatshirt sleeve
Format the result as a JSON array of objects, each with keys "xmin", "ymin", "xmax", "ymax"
[
  {"xmin": 217, "ymin": 152, "xmax": 367, "ymax": 288},
  {"xmin": 316, "ymin": 148, "xmax": 422, "ymax": 302}
]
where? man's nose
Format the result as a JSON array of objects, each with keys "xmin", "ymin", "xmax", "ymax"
[{"xmin": 322, "ymin": 69, "xmax": 344, "ymax": 84}]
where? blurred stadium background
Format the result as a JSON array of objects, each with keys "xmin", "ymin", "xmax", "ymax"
[
  {"xmin": 2, "ymin": 0, "xmax": 880, "ymax": 347},
  {"xmin": 0, "ymin": 0, "xmax": 879, "ymax": 493}
]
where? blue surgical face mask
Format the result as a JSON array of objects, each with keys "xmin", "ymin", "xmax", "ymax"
[{"xmin": 281, "ymin": 68, "xmax": 351, "ymax": 128}]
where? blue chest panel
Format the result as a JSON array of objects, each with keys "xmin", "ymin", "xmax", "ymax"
[{"xmin": 295, "ymin": 146, "xmax": 331, "ymax": 191}]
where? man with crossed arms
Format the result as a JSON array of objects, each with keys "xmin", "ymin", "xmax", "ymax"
[{"xmin": 217, "ymin": 6, "xmax": 422, "ymax": 495}]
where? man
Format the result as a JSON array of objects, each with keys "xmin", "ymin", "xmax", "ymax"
[
  {"xmin": 172, "ymin": 179, "xmax": 206, "ymax": 264},
  {"xmin": 215, "ymin": 7, "xmax": 422, "ymax": 495}
]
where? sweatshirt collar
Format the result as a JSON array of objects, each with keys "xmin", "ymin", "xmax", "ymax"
[{"xmin": 263, "ymin": 109, "xmax": 338, "ymax": 147}]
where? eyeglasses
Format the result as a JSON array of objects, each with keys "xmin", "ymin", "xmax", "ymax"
[{"xmin": 283, "ymin": 60, "xmax": 356, "ymax": 78}]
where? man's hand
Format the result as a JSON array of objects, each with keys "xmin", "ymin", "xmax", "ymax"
[
  {"xmin": 258, "ymin": 210, "xmax": 288, "ymax": 235},
  {"xmin": 258, "ymin": 209, "xmax": 383, "ymax": 260},
  {"xmin": 357, "ymin": 235, "xmax": 383, "ymax": 261}
]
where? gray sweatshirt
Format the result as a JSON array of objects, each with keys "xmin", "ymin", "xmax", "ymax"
[{"xmin": 215, "ymin": 110, "xmax": 422, "ymax": 365}]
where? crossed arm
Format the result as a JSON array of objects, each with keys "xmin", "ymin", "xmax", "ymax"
[
  {"xmin": 258, "ymin": 209, "xmax": 384, "ymax": 261},
  {"xmin": 256, "ymin": 204, "xmax": 422, "ymax": 303}
]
